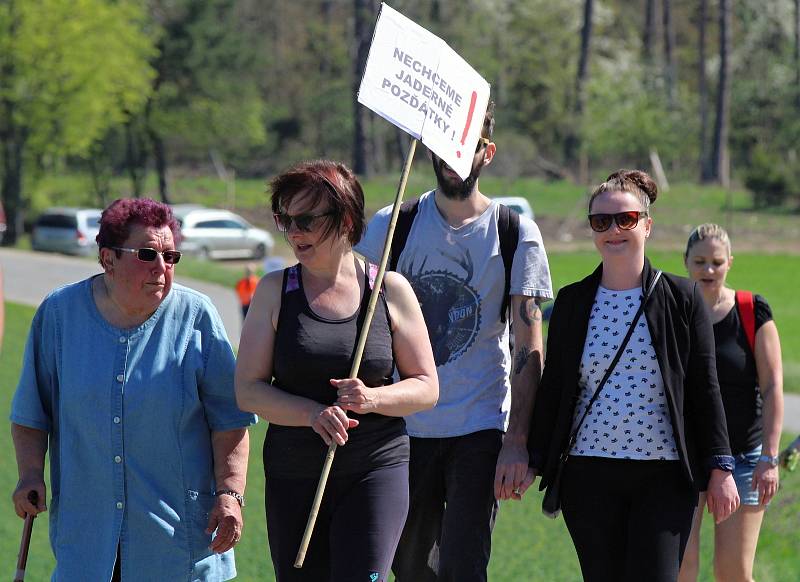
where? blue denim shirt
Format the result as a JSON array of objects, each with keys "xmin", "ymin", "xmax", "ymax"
[{"xmin": 10, "ymin": 277, "xmax": 256, "ymax": 582}]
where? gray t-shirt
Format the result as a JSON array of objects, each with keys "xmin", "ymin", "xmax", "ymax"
[{"xmin": 356, "ymin": 191, "xmax": 553, "ymax": 437}]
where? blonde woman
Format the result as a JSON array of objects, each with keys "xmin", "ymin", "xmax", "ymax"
[{"xmin": 679, "ymin": 224, "xmax": 784, "ymax": 582}]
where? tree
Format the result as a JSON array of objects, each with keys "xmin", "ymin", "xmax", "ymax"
[
  {"xmin": 564, "ymin": 0, "xmax": 594, "ymax": 170},
  {"xmin": 698, "ymin": 0, "xmax": 712, "ymax": 181},
  {"xmin": 352, "ymin": 0, "xmax": 378, "ymax": 176},
  {"xmin": 0, "ymin": 0, "xmax": 154, "ymax": 244},
  {"xmin": 134, "ymin": 0, "xmax": 267, "ymax": 203},
  {"xmin": 642, "ymin": 0, "xmax": 657, "ymax": 90},
  {"xmin": 795, "ymin": 0, "xmax": 800, "ymax": 110},
  {"xmin": 711, "ymin": 0, "xmax": 732, "ymax": 186},
  {"xmin": 662, "ymin": 0, "xmax": 677, "ymax": 107}
]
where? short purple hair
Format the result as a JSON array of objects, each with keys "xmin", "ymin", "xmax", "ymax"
[{"xmin": 96, "ymin": 198, "xmax": 180, "ymax": 264}]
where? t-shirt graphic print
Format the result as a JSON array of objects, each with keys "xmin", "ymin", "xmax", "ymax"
[{"xmin": 401, "ymin": 244, "xmax": 481, "ymax": 366}]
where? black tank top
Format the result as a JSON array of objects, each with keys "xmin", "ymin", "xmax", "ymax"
[
  {"xmin": 263, "ymin": 262, "xmax": 408, "ymax": 477},
  {"xmin": 713, "ymin": 293, "xmax": 772, "ymax": 454}
]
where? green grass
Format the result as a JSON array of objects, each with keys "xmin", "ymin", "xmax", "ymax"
[
  {"xmin": 26, "ymin": 173, "xmax": 800, "ymax": 248},
  {"xmin": 2, "ymin": 302, "xmax": 799, "ymax": 580},
  {"xmin": 176, "ymin": 256, "xmax": 257, "ymax": 288},
  {"xmin": 173, "ymin": 249, "xmax": 800, "ymax": 394},
  {"xmin": 543, "ymin": 251, "xmax": 800, "ymax": 394}
]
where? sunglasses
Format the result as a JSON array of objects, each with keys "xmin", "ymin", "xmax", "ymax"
[
  {"xmin": 588, "ymin": 211, "xmax": 649, "ymax": 232},
  {"xmin": 112, "ymin": 246, "xmax": 182, "ymax": 264},
  {"xmin": 273, "ymin": 211, "xmax": 334, "ymax": 233},
  {"xmin": 476, "ymin": 137, "xmax": 490, "ymax": 153}
]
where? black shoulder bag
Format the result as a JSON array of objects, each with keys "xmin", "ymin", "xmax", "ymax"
[{"xmin": 542, "ymin": 270, "xmax": 662, "ymax": 518}]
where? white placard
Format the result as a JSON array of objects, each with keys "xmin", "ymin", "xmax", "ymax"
[{"xmin": 357, "ymin": 3, "xmax": 491, "ymax": 180}]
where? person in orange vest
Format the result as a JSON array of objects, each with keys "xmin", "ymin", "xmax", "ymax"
[{"xmin": 235, "ymin": 264, "xmax": 259, "ymax": 319}]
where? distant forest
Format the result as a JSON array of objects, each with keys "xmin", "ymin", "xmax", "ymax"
[{"xmin": 2, "ymin": 0, "xmax": 799, "ymax": 242}]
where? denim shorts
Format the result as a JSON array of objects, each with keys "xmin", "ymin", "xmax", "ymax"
[{"xmin": 732, "ymin": 445, "xmax": 762, "ymax": 506}]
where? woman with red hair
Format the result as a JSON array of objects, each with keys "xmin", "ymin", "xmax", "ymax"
[
  {"xmin": 11, "ymin": 197, "xmax": 256, "ymax": 581},
  {"xmin": 236, "ymin": 160, "xmax": 438, "ymax": 581}
]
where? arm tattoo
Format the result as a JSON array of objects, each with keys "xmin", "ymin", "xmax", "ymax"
[
  {"xmin": 519, "ymin": 297, "xmax": 542, "ymax": 326},
  {"xmin": 513, "ymin": 344, "xmax": 532, "ymax": 376}
]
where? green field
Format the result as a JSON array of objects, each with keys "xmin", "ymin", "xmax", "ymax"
[
  {"xmin": 1, "ymin": 298, "xmax": 798, "ymax": 580},
  {"xmin": 544, "ymin": 251, "xmax": 800, "ymax": 395},
  {"xmin": 90, "ymin": 249, "xmax": 800, "ymax": 395},
  {"xmin": 24, "ymin": 172, "xmax": 800, "ymax": 253},
  {"xmin": 4, "ymin": 175, "xmax": 799, "ymax": 579}
]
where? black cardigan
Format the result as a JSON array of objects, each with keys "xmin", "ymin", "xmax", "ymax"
[{"xmin": 528, "ymin": 258, "xmax": 733, "ymax": 491}]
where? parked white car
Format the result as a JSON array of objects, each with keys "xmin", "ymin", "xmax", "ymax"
[
  {"xmin": 31, "ymin": 207, "xmax": 103, "ymax": 256},
  {"xmin": 492, "ymin": 196, "xmax": 534, "ymax": 220},
  {"xmin": 172, "ymin": 206, "xmax": 274, "ymax": 260}
]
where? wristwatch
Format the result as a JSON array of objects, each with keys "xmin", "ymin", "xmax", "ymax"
[
  {"xmin": 758, "ymin": 454, "xmax": 779, "ymax": 467},
  {"xmin": 216, "ymin": 489, "xmax": 245, "ymax": 507}
]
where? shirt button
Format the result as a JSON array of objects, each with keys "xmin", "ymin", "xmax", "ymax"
[
  {"xmin": 113, "ymin": 416, "xmax": 121, "ymax": 424},
  {"xmin": 114, "ymin": 455, "xmax": 122, "ymax": 463},
  {"xmin": 116, "ymin": 374, "xmax": 124, "ymax": 383},
  {"xmin": 119, "ymin": 336, "xmax": 127, "ymax": 343},
  {"xmin": 116, "ymin": 502, "xmax": 123, "ymax": 509}
]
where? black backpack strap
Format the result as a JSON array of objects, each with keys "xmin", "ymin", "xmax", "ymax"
[
  {"xmin": 389, "ymin": 198, "xmax": 420, "ymax": 272},
  {"xmin": 498, "ymin": 204, "xmax": 520, "ymax": 323}
]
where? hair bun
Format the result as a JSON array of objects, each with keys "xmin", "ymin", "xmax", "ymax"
[{"xmin": 621, "ymin": 170, "xmax": 658, "ymax": 204}]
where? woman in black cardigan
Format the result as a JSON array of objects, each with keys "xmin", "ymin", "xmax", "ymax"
[{"xmin": 525, "ymin": 170, "xmax": 739, "ymax": 582}]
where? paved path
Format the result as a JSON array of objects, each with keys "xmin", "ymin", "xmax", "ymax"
[
  {"xmin": 784, "ymin": 393, "xmax": 800, "ymax": 434},
  {"xmin": 1, "ymin": 248, "xmax": 799, "ymax": 432},
  {"xmin": 0, "ymin": 248, "xmax": 242, "ymax": 349}
]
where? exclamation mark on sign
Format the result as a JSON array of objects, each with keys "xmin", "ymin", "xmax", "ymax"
[{"xmin": 456, "ymin": 91, "xmax": 478, "ymax": 159}]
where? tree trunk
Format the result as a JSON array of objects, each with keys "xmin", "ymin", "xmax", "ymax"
[
  {"xmin": 0, "ymin": 0, "xmax": 24, "ymax": 246},
  {"xmin": 148, "ymin": 128, "xmax": 171, "ymax": 204},
  {"xmin": 0, "ymin": 125, "xmax": 25, "ymax": 246},
  {"xmin": 394, "ymin": 128, "xmax": 407, "ymax": 171},
  {"xmin": 643, "ymin": 0, "xmax": 656, "ymax": 88},
  {"xmin": 795, "ymin": 0, "xmax": 799, "ymax": 109},
  {"xmin": 698, "ymin": 0, "xmax": 712, "ymax": 182},
  {"xmin": 662, "ymin": 0, "xmax": 676, "ymax": 107},
  {"xmin": 711, "ymin": 0, "xmax": 732, "ymax": 187},
  {"xmin": 430, "ymin": 0, "xmax": 441, "ymax": 23},
  {"xmin": 352, "ymin": 0, "xmax": 375, "ymax": 176},
  {"xmin": 317, "ymin": 0, "xmax": 334, "ymax": 156},
  {"xmin": 565, "ymin": 0, "xmax": 593, "ymax": 167},
  {"xmin": 88, "ymin": 145, "xmax": 110, "ymax": 207},
  {"xmin": 125, "ymin": 117, "xmax": 148, "ymax": 198}
]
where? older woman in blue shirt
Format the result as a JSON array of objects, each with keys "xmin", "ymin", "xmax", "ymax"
[{"xmin": 10, "ymin": 198, "xmax": 256, "ymax": 582}]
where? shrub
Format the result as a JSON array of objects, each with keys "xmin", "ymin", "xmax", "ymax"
[{"xmin": 744, "ymin": 146, "xmax": 794, "ymax": 208}]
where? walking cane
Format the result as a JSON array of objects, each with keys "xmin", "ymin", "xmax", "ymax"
[
  {"xmin": 294, "ymin": 138, "xmax": 418, "ymax": 568},
  {"xmin": 14, "ymin": 490, "xmax": 39, "ymax": 582}
]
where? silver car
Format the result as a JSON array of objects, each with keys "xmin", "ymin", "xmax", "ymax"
[
  {"xmin": 492, "ymin": 196, "xmax": 534, "ymax": 220},
  {"xmin": 31, "ymin": 207, "xmax": 103, "ymax": 256},
  {"xmin": 172, "ymin": 206, "xmax": 274, "ymax": 260}
]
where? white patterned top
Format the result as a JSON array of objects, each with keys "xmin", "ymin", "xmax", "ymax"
[{"xmin": 570, "ymin": 286, "xmax": 678, "ymax": 460}]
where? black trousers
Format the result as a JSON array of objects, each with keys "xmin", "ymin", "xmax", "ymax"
[
  {"xmin": 561, "ymin": 456, "xmax": 697, "ymax": 582},
  {"xmin": 392, "ymin": 429, "xmax": 503, "ymax": 582},
  {"xmin": 266, "ymin": 462, "xmax": 409, "ymax": 582}
]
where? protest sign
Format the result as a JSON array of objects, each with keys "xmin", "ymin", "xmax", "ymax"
[{"xmin": 357, "ymin": 3, "xmax": 491, "ymax": 180}]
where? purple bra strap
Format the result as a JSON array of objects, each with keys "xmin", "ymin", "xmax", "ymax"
[{"xmin": 284, "ymin": 265, "xmax": 300, "ymax": 293}]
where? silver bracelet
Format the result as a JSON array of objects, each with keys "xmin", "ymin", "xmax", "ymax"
[
  {"xmin": 758, "ymin": 454, "xmax": 779, "ymax": 467},
  {"xmin": 216, "ymin": 489, "xmax": 245, "ymax": 507}
]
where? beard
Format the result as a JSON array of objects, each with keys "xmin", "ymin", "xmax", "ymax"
[{"xmin": 432, "ymin": 155, "xmax": 484, "ymax": 200}]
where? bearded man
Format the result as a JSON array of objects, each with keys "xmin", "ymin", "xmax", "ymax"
[{"xmin": 356, "ymin": 102, "xmax": 553, "ymax": 581}]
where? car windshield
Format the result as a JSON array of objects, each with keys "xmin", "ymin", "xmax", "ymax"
[
  {"xmin": 195, "ymin": 219, "xmax": 244, "ymax": 229},
  {"xmin": 86, "ymin": 216, "xmax": 101, "ymax": 229},
  {"xmin": 37, "ymin": 215, "xmax": 77, "ymax": 228}
]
